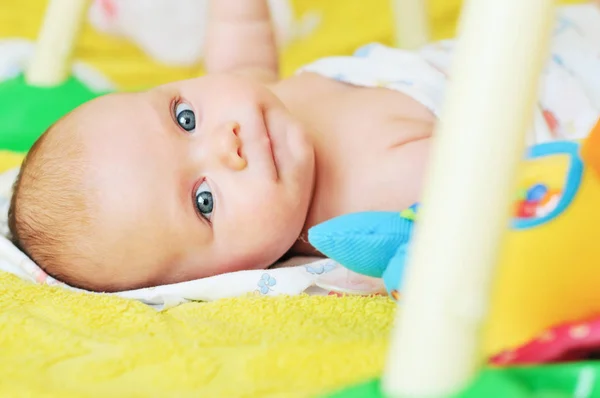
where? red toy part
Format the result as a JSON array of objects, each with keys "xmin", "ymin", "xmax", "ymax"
[
  {"xmin": 542, "ymin": 109, "xmax": 560, "ymax": 137},
  {"xmin": 582, "ymin": 118, "xmax": 600, "ymax": 178},
  {"xmin": 516, "ymin": 201, "xmax": 537, "ymax": 218},
  {"xmin": 490, "ymin": 315, "xmax": 600, "ymax": 366}
]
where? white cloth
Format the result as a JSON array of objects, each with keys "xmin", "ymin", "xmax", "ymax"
[
  {"xmin": 0, "ymin": 229, "xmax": 345, "ymax": 310},
  {"xmin": 299, "ymin": 3, "xmax": 600, "ymax": 145}
]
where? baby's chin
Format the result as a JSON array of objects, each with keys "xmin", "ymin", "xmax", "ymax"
[
  {"xmin": 106, "ymin": 248, "xmax": 288, "ymax": 291},
  {"xmin": 219, "ymin": 251, "xmax": 287, "ymax": 275},
  {"xmin": 220, "ymin": 261, "xmax": 274, "ymax": 275}
]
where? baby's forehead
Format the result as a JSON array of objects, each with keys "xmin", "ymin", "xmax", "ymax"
[
  {"xmin": 51, "ymin": 93, "xmax": 137, "ymax": 136},
  {"xmin": 62, "ymin": 92, "xmax": 156, "ymax": 137},
  {"xmin": 79, "ymin": 92, "xmax": 145, "ymax": 115}
]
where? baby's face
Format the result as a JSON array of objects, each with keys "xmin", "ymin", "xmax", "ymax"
[{"xmin": 71, "ymin": 74, "xmax": 315, "ymax": 290}]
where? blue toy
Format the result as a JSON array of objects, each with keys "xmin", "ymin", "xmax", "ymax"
[{"xmin": 307, "ymin": 204, "xmax": 419, "ymax": 300}]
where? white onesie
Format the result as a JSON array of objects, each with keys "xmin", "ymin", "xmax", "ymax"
[{"xmin": 299, "ymin": 3, "xmax": 600, "ymax": 145}]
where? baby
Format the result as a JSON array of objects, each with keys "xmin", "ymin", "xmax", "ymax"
[{"xmin": 8, "ymin": 1, "xmax": 600, "ymax": 292}]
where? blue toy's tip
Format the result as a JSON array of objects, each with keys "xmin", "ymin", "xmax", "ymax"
[
  {"xmin": 382, "ymin": 244, "xmax": 408, "ymax": 295},
  {"xmin": 308, "ymin": 211, "xmax": 414, "ymax": 278}
]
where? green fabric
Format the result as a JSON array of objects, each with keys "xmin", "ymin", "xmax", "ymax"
[
  {"xmin": 462, "ymin": 363, "xmax": 600, "ymax": 398},
  {"xmin": 324, "ymin": 378, "xmax": 383, "ymax": 398},
  {"xmin": 324, "ymin": 362, "xmax": 600, "ymax": 398},
  {"xmin": 0, "ymin": 74, "xmax": 110, "ymax": 152}
]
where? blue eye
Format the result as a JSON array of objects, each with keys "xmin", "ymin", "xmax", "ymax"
[
  {"xmin": 175, "ymin": 102, "xmax": 196, "ymax": 132},
  {"xmin": 195, "ymin": 180, "xmax": 214, "ymax": 221}
]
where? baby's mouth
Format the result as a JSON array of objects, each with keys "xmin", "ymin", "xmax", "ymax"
[
  {"xmin": 261, "ymin": 108, "xmax": 279, "ymax": 180},
  {"xmin": 265, "ymin": 125, "xmax": 278, "ymax": 176}
]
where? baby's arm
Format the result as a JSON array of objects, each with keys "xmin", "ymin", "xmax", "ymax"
[{"xmin": 205, "ymin": 0, "xmax": 279, "ymax": 83}]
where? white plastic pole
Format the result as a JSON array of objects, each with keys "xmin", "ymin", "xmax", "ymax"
[
  {"xmin": 25, "ymin": 0, "xmax": 90, "ymax": 86},
  {"xmin": 381, "ymin": 0, "xmax": 555, "ymax": 397},
  {"xmin": 391, "ymin": 0, "xmax": 430, "ymax": 49}
]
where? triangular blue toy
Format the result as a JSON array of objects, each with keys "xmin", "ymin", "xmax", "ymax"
[{"xmin": 308, "ymin": 204, "xmax": 419, "ymax": 299}]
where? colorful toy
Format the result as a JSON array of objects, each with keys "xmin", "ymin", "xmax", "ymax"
[
  {"xmin": 0, "ymin": 0, "xmax": 112, "ymax": 152},
  {"xmin": 318, "ymin": 0, "xmax": 561, "ymax": 396},
  {"xmin": 483, "ymin": 119, "xmax": 600, "ymax": 359}
]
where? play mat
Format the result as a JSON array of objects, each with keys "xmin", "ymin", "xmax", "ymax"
[
  {"xmin": 0, "ymin": 0, "xmax": 592, "ymax": 397},
  {"xmin": 2, "ymin": 0, "xmax": 462, "ymax": 90}
]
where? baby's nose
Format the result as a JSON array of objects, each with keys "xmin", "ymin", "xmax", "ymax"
[{"xmin": 213, "ymin": 122, "xmax": 246, "ymax": 171}]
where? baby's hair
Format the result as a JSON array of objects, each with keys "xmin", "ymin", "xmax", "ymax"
[{"xmin": 8, "ymin": 120, "xmax": 97, "ymax": 290}]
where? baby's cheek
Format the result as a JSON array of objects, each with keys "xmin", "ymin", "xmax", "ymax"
[
  {"xmin": 217, "ymin": 184, "xmax": 307, "ymax": 269},
  {"xmin": 221, "ymin": 214, "xmax": 298, "ymax": 270},
  {"xmin": 259, "ymin": 198, "xmax": 305, "ymax": 239}
]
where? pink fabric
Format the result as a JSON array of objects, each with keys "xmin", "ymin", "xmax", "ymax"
[{"xmin": 490, "ymin": 315, "xmax": 600, "ymax": 366}]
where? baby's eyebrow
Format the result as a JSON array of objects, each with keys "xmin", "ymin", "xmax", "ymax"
[{"xmin": 137, "ymin": 93, "xmax": 174, "ymax": 136}]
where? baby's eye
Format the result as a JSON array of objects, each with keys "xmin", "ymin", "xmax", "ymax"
[
  {"xmin": 175, "ymin": 102, "xmax": 196, "ymax": 132},
  {"xmin": 195, "ymin": 180, "xmax": 214, "ymax": 221}
]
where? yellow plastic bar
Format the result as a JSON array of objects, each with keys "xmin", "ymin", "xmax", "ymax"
[
  {"xmin": 391, "ymin": 0, "xmax": 431, "ymax": 49},
  {"xmin": 25, "ymin": 0, "xmax": 90, "ymax": 86},
  {"xmin": 382, "ymin": 0, "xmax": 556, "ymax": 396}
]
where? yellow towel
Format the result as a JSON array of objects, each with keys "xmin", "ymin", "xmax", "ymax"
[
  {"xmin": 0, "ymin": 272, "xmax": 396, "ymax": 397},
  {"xmin": 0, "ymin": 151, "xmax": 24, "ymax": 172}
]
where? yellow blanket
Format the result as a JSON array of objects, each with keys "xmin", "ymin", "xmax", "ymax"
[{"xmin": 0, "ymin": 272, "xmax": 395, "ymax": 397}]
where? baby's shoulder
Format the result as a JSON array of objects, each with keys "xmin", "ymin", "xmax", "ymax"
[{"xmin": 290, "ymin": 41, "xmax": 452, "ymax": 120}]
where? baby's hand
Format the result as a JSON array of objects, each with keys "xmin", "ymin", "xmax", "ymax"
[{"xmin": 206, "ymin": 0, "xmax": 279, "ymax": 83}]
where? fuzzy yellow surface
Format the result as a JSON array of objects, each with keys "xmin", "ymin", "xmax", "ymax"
[{"xmin": 0, "ymin": 272, "xmax": 396, "ymax": 397}]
